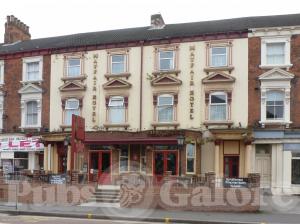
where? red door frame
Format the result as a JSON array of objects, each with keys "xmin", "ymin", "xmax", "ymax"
[
  {"xmin": 153, "ymin": 150, "xmax": 178, "ymax": 181},
  {"xmin": 89, "ymin": 150, "xmax": 112, "ymax": 184},
  {"xmin": 223, "ymin": 155, "xmax": 239, "ymax": 178}
]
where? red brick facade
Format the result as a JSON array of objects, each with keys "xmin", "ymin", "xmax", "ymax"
[{"xmin": 248, "ymin": 35, "xmax": 300, "ymax": 128}]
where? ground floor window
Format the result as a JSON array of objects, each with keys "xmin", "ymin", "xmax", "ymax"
[
  {"xmin": 186, "ymin": 143, "xmax": 196, "ymax": 174},
  {"xmin": 292, "ymin": 153, "xmax": 300, "ymax": 184},
  {"xmin": 224, "ymin": 156, "xmax": 239, "ymax": 178},
  {"xmin": 120, "ymin": 147, "xmax": 129, "ymax": 172}
]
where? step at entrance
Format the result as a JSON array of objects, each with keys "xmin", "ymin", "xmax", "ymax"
[{"xmin": 88, "ymin": 185, "xmax": 120, "ymax": 204}]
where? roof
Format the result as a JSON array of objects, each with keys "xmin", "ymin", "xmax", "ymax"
[{"xmin": 1, "ymin": 13, "xmax": 300, "ymax": 55}]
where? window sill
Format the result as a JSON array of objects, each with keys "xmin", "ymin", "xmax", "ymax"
[
  {"xmin": 104, "ymin": 73, "xmax": 131, "ymax": 80},
  {"xmin": 259, "ymin": 64, "xmax": 293, "ymax": 70},
  {"xmin": 152, "ymin": 70, "xmax": 181, "ymax": 76},
  {"xmin": 103, "ymin": 123, "xmax": 130, "ymax": 129},
  {"xmin": 203, "ymin": 66, "xmax": 234, "ymax": 74},
  {"xmin": 259, "ymin": 120, "xmax": 292, "ymax": 128},
  {"xmin": 203, "ymin": 120, "xmax": 233, "ymax": 127},
  {"xmin": 61, "ymin": 75, "xmax": 87, "ymax": 81},
  {"xmin": 151, "ymin": 122, "xmax": 179, "ymax": 128},
  {"xmin": 20, "ymin": 126, "xmax": 42, "ymax": 130},
  {"xmin": 20, "ymin": 80, "xmax": 43, "ymax": 85}
]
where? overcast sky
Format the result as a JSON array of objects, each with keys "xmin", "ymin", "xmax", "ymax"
[{"xmin": 0, "ymin": 0, "xmax": 299, "ymax": 40}]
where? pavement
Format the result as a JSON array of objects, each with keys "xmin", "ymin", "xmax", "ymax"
[{"xmin": 0, "ymin": 194, "xmax": 300, "ymax": 223}]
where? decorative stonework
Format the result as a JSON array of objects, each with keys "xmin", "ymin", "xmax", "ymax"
[
  {"xmin": 202, "ymin": 72, "xmax": 236, "ymax": 84},
  {"xmin": 103, "ymin": 78, "xmax": 132, "ymax": 89},
  {"xmin": 59, "ymin": 81, "xmax": 86, "ymax": 92},
  {"xmin": 151, "ymin": 75, "xmax": 182, "ymax": 86}
]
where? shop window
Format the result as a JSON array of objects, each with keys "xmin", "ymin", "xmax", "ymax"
[
  {"xmin": 67, "ymin": 58, "xmax": 81, "ymax": 77},
  {"xmin": 120, "ymin": 148, "xmax": 129, "ymax": 172},
  {"xmin": 159, "ymin": 50, "xmax": 175, "ymax": 71},
  {"xmin": 209, "ymin": 92, "xmax": 227, "ymax": 121},
  {"xmin": 26, "ymin": 101, "xmax": 38, "ymax": 126},
  {"xmin": 266, "ymin": 90, "xmax": 284, "ymax": 120},
  {"xmin": 292, "ymin": 153, "xmax": 300, "ymax": 184},
  {"xmin": 186, "ymin": 143, "xmax": 196, "ymax": 174},
  {"xmin": 140, "ymin": 148, "xmax": 146, "ymax": 173},
  {"xmin": 108, "ymin": 96, "xmax": 125, "ymax": 124},
  {"xmin": 64, "ymin": 98, "xmax": 80, "ymax": 125},
  {"xmin": 157, "ymin": 94, "xmax": 174, "ymax": 122}
]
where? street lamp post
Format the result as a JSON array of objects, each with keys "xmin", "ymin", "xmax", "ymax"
[{"xmin": 177, "ymin": 135, "xmax": 185, "ymax": 177}]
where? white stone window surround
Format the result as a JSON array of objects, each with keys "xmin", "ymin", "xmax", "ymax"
[
  {"xmin": 20, "ymin": 98, "xmax": 42, "ymax": 129},
  {"xmin": 260, "ymin": 36, "xmax": 292, "ymax": 69},
  {"xmin": 22, "ymin": 56, "xmax": 43, "ymax": 83},
  {"xmin": 259, "ymin": 68, "xmax": 294, "ymax": 128},
  {"xmin": 0, "ymin": 60, "xmax": 4, "ymax": 85}
]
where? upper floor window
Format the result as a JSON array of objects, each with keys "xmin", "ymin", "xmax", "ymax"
[
  {"xmin": 157, "ymin": 94, "xmax": 174, "ymax": 122},
  {"xmin": 261, "ymin": 37, "xmax": 291, "ymax": 68},
  {"xmin": 111, "ymin": 55, "xmax": 126, "ymax": 74},
  {"xmin": 26, "ymin": 101, "xmax": 38, "ymax": 126},
  {"xmin": 0, "ymin": 61, "xmax": 4, "ymax": 84},
  {"xmin": 22, "ymin": 57, "xmax": 43, "ymax": 82},
  {"xmin": 64, "ymin": 98, "xmax": 80, "ymax": 125},
  {"xmin": 108, "ymin": 96, "xmax": 125, "ymax": 124},
  {"xmin": 67, "ymin": 58, "xmax": 81, "ymax": 77},
  {"xmin": 211, "ymin": 47, "xmax": 227, "ymax": 67},
  {"xmin": 209, "ymin": 92, "xmax": 227, "ymax": 121},
  {"xmin": 266, "ymin": 91, "xmax": 284, "ymax": 120},
  {"xmin": 159, "ymin": 50, "xmax": 175, "ymax": 71}
]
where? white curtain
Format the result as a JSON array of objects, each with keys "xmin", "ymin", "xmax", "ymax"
[
  {"xmin": 26, "ymin": 62, "xmax": 39, "ymax": 80},
  {"xmin": 210, "ymin": 104, "xmax": 226, "ymax": 120},
  {"xmin": 159, "ymin": 51, "xmax": 174, "ymax": 70},
  {"xmin": 211, "ymin": 47, "xmax": 227, "ymax": 67},
  {"xmin": 267, "ymin": 43, "xmax": 285, "ymax": 65},
  {"xmin": 111, "ymin": 55, "xmax": 125, "ymax": 74},
  {"xmin": 26, "ymin": 101, "xmax": 38, "ymax": 125},
  {"xmin": 68, "ymin": 59, "xmax": 80, "ymax": 77}
]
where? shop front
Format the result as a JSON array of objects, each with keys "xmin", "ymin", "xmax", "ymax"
[
  {"xmin": 84, "ymin": 130, "xmax": 201, "ymax": 185},
  {"xmin": 0, "ymin": 134, "xmax": 44, "ymax": 174}
]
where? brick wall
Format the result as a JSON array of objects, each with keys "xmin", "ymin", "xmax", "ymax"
[
  {"xmin": 248, "ymin": 35, "xmax": 300, "ymax": 127},
  {"xmin": 3, "ymin": 55, "xmax": 50, "ymax": 132}
]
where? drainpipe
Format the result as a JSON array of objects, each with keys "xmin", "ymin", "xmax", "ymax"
[{"xmin": 139, "ymin": 41, "xmax": 144, "ymax": 131}]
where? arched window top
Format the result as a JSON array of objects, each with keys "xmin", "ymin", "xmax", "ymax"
[
  {"xmin": 158, "ymin": 94, "xmax": 174, "ymax": 106},
  {"xmin": 65, "ymin": 98, "xmax": 79, "ymax": 109},
  {"xmin": 266, "ymin": 90, "xmax": 284, "ymax": 101}
]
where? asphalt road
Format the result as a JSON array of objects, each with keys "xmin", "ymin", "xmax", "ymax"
[{"xmin": 0, "ymin": 214, "xmax": 163, "ymax": 224}]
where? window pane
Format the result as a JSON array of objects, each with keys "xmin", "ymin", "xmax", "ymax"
[
  {"xmin": 66, "ymin": 99, "xmax": 79, "ymax": 109},
  {"xmin": 266, "ymin": 91, "xmax": 284, "ymax": 119},
  {"xmin": 112, "ymin": 55, "xmax": 125, "ymax": 63},
  {"xmin": 65, "ymin": 109, "xmax": 80, "ymax": 125},
  {"xmin": 211, "ymin": 94, "xmax": 226, "ymax": 104},
  {"xmin": 266, "ymin": 91, "xmax": 284, "ymax": 101},
  {"xmin": 211, "ymin": 47, "xmax": 227, "ymax": 67},
  {"xmin": 111, "ymin": 55, "xmax": 125, "ymax": 74},
  {"xmin": 187, "ymin": 144, "xmax": 195, "ymax": 157},
  {"xmin": 67, "ymin": 59, "xmax": 80, "ymax": 77},
  {"xmin": 159, "ymin": 51, "xmax": 174, "ymax": 70},
  {"xmin": 158, "ymin": 96, "xmax": 173, "ymax": 106},
  {"xmin": 292, "ymin": 159, "xmax": 300, "ymax": 184},
  {"xmin": 27, "ymin": 62, "xmax": 39, "ymax": 80},
  {"xmin": 158, "ymin": 106, "xmax": 173, "ymax": 122},
  {"xmin": 109, "ymin": 97, "xmax": 124, "ymax": 107},
  {"xmin": 26, "ymin": 101, "xmax": 38, "ymax": 125},
  {"xmin": 210, "ymin": 105, "xmax": 226, "ymax": 120},
  {"xmin": 109, "ymin": 107, "xmax": 125, "ymax": 123},
  {"xmin": 267, "ymin": 43, "xmax": 285, "ymax": 65},
  {"xmin": 187, "ymin": 158, "xmax": 194, "ymax": 173}
]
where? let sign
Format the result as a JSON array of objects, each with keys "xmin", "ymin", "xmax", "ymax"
[{"xmin": 0, "ymin": 136, "xmax": 44, "ymax": 151}]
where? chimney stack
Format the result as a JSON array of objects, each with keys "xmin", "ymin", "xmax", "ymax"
[
  {"xmin": 4, "ymin": 15, "xmax": 31, "ymax": 44},
  {"xmin": 150, "ymin": 13, "xmax": 165, "ymax": 29}
]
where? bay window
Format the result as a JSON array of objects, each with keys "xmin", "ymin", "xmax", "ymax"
[
  {"xmin": 108, "ymin": 96, "xmax": 125, "ymax": 124},
  {"xmin": 157, "ymin": 94, "xmax": 174, "ymax": 122},
  {"xmin": 64, "ymin": 98, "xmax": 80, "ymax": 125},
  {"xmin": 209, "ymin": 92, "xmax": 227, "ymax": 121},
  {"xmin": 186, "ymin": 143, "xmax": 196, "ymax": 174},
  {"xmin": 266, "ymin": 91, "xmax": 284, "ymax": 120}
]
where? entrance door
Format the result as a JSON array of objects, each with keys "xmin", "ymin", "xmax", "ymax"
[
  {"xmin": 98, "ymin": 151, "xmax": 111, "ymax": 185},
  {"xmin": 255, "ymin": 155, "xmax": 271, "ymax": 188},
  {"xmin": 154, "ymin": 151, "xmax": 178, "ymax": 183},
  {"xmin": 224, "ymin": 156, "xmax": 239, "ymax": 178}
]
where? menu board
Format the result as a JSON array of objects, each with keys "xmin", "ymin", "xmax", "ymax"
[{"xmin": 49, "ymin": 174, "xmax": 67, "ymax": 184}]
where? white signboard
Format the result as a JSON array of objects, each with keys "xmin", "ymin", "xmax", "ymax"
[{"xmin": 0, "ymin": 136, "xmax": 44, "ymax": 152}]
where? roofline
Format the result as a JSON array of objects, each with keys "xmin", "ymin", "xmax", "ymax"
[{"xmin": 0, "ymin": 30, "xmax": 248, "ymax": 59}]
